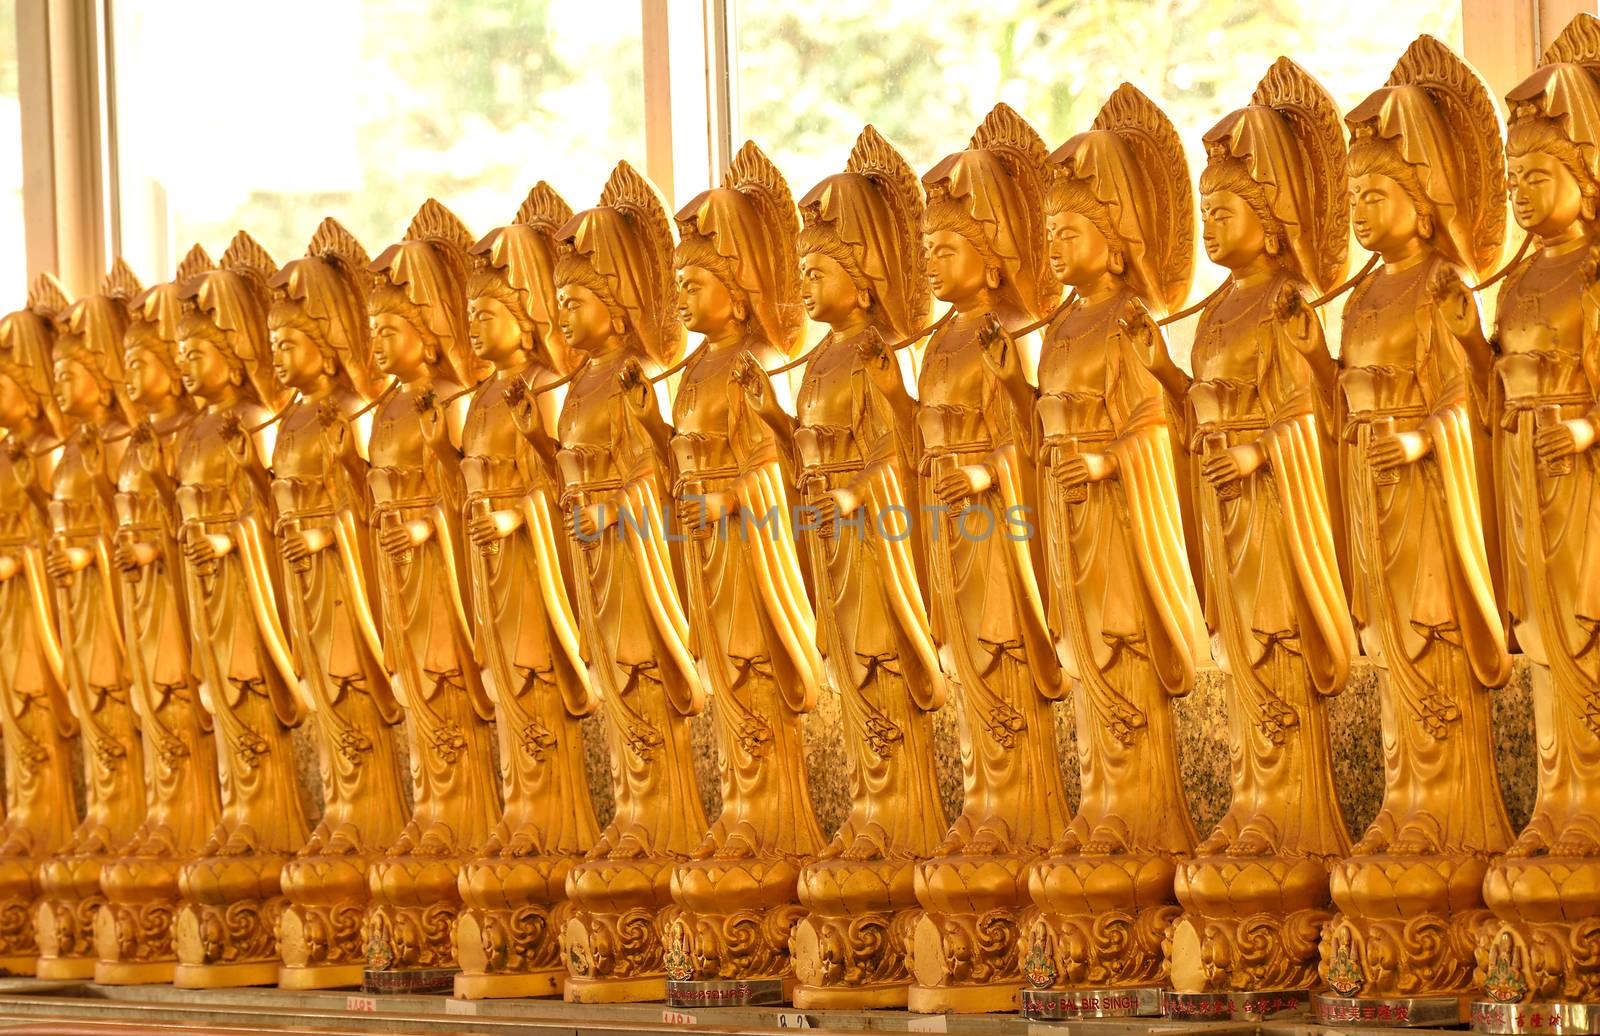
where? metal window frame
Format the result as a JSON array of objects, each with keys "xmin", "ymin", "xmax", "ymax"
[{"xmin": 9, "ymin": 0, "xmax": 1592, "ymax": 296}]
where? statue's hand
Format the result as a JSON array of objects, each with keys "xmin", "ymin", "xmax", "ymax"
[
  {"xmin": 281, "ymin": 526, "xmax": 333, "ymax": 564},
  {"xmin": 934, "ymin": 463, "xmax": 994, "ymax": 506},
  {"xmin": 976, "ymin": 315, "xmax": 1024, "ymax": 388},
  {"xmin": 730, "ymin": 351, "xmax": 773, "ymax": 412},
  {"xmin": 1537, "ymin": 416, "xmax": 1598, "ymax": 461},
  {"xmin": 1201, "ymin": 441, "xmax": 1265, "ymax": 488},
  {"xmin": 0, "ymin": 554, "xmax": 18, "ymax": 582},
  {"xmin": 856, "ymin": 327, "xmax": 903, "ymax": 393},
  {"xmin": 414, "ymin": 390, "xmax": 448, "ymax": 449},
  {"xmin": 317, "ymin": 402, "xmax": 356, "ymax": 461},
  {"xmin": 1431, "ymin": 269, "xmax": 1478, "ymax": 340},
  {"xmin": 132, "ymin": 422, "xmax": 164, "ymax": 473},
  {"xmin": 379, "ymin": 518, "xmax": 431, "ymax": 559},
  {"xmin": 1369, "ymin": 429, "xmax": 1431, "ymax": 471},
  {"xmin": 183, "ymin": 528, "xmax": 232, "ymax": 565},
  {"xmin": 467, "ymin": 507, "xmax": 522, "ymax": 546},
  {"xmin": 1053, "ymin": 450, "xmax": 1116, "ymax": 488}
]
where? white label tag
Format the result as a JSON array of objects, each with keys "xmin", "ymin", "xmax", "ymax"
[
  {"xmin": 777, "ymin": 1013, "xmax": 812, "ymax": 1028},
  {"xmin": 345, "ymin": 995, "xmax": 378, "ymax": 1013},
  {"xmin": 445, "ymin": 999, "xmax": 478, "ymax": 1014},
  {"xmin": 662, "ymin": 1009, "xmax": 698, "ymax": 1025},
  {"xmin": 907, "ymin": 1016, "xmax": 948, "ymax": 1032}
]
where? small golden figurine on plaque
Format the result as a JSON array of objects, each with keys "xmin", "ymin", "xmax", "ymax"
[
  {"xmin": 266, "ymin": 219, "xmax": 408, "ymax": 990},
  {"xmin": 552, "ymin": 163, "xmax": 707, "ymax": 1005},
  {"xmin": 1319, "ymin": 36, "xmax": 1514, "ymax": 1026},
  {"xmin": 363, "ymin": 200, "xmax": 501, "ymax": 991},
  {"xmin": 783, "ymin": 126, "xmax": 947, "ymax": 1011},
  {"xmin": 1476, "ymin": 13, "xmax": 1600, "ymax": 1021},
  {"xmin": 665, "ymin": 139, "xmax": 826, "ymax": 1006},
  {"xmin": 908, "ymin": 103, "xmax": 1069, "ymax": 1015},
  {"xmin": 172, "ymin": 234, "xmax": 311, "ymax": 988},
  {"xmin": 97, "ymin": 251, "xmax": 223, "ymax": 985},
  {"xmin": 37, "ymin": 265, "xmax": 147, "ymax": 980},
  {"xmin": 1173, "ymin": 58, "xmax": 1359, "ymax": 1015},
  {"xmin": 1020, "ymin": 84, "xmax": 1208, "ymax": 1021},
  {"xmin": 454, "ymin": 184, "xmax": 602, "ymax": 1000},
  {"xmin": 0, "ymin": 279, "xmax": 80, "ymax": 975}
]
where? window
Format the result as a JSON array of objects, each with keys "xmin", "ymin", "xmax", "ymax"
[
  {"xmin": 0, "ymin": 0, "xmax": 22, "ymax": 297},
  {"xmin": 112, "ymin": 0, "xmax": 646, "ymax": 282}
]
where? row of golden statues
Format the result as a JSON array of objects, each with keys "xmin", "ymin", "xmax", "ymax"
[{"xmin": 0, "ymin": 17, "xmax": 1595, "ymax": 1028}]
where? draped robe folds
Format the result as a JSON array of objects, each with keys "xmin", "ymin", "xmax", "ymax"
[
  {"xmin": 913, "ymin": 315, "xmax": 1069, "ymax": 855},
  {"xmin": 1494, "ymin": 242, "xmax": 1600, "ymax": 852},
  {"xmin": 1341, "ymin": 254, "xmax": 1512, "ymax": 857},
  {"xmin": 268, "ymin": 395, "xmax": 406, "ymax": 854},
  {"xmin": 1187, "ymin": 273, "xmax": 1352, "ymax": 859},
  {"xmin": 670, "ymin": 339, "xmax": 825, "ymax": 859},
  {"xmin": 49, "ymin": 427, "xmax": 144, "ymax": 854},
  {"xmin": 174, "ymin": 407, "xmax": 308, "ymax": 854},
  {"xmin": 462, "ymin": 371, "xmax": 598, "ymax": 855},
  {"xmin": 367, "ymin": 387, "xmax": 500, "ymax": 854},
  {"xmin": 1037, "ymin": 292, "xmax": 1204, "ymax": 856},
  {"xmin": 795, "ymin": 330, "xmax": 947, "ymax": 859},
  {"xmin": 556, "ymin": 354, "xmax": 706, "ymax": 858},
  {"xmin": 0, "ymin": 446, "xmax": 79, "ymax": 857},
  {"xmin": 115, "ymin": 418, "xmax": 219, "ymax": 854}
]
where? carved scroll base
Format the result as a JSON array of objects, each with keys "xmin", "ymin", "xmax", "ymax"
[
  {"xmin": 0, "ymin": 857, "xmax": 40, "ymax": 975},
  {"xmin": 173, "ymin": 853, "xmax": 289, "ymax": 988},
  {"xmin": 791, "ymin": 857, "xmax": 920, "ymax": 1009},
  {"xmin": 364, "ymin": 855, "xmax": 465, "ymax": 976},
  {"xmin": 906, "ymin": 853, "xmax": 1029, "ymax": 1014},
  {"xmin": 1321, "ymin": 853, "xmax": 1492, "ymax": 1001},
  {"xmin": 1169, "ymin": 854, "xmax": 1333, "ymax": 993},
  {"xmin": 277, "ymin": 854, "xmax": 372, "ymax": 989},
  {"xmin": 562, "ymin": 856, "xmax": 674, "ymax": 1004},
  {"xmin": 95, "ymin": 856, "xmax": 184, "ymax": 984},
  {"xmin": 1021, "ymin": 853, "xmax": 1178, "ymax": 997},
  {"xmin": 36, "ymin": 854, "xmax": 107, "ymax": 979},
  {"xmin": 453, "ymin": 854, "xmax": 577, "ymax": 999},
  {"xmin": 1475, "ymin": 857, "xmax": 1600, "ymax": 1005},
  {"xmin": 666, "ymin": 857, "xmax": 806, "ymax": 988}
]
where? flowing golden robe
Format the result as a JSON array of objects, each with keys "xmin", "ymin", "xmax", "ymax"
[
  {"xmin": 270, "ymin": 394, "xmax": 406, "ymax": 853},
  {"xmin": 174, "ymin": 405, "xmax": 308, "ymax": 854},
  {"xmin": 0, "ymin": 444, "xmax": 78, "ymax": 858},
  {"xmin": 670, "ymin": 339, "xmax": 825, "ymax": 858},
  {"xmin": 796, "ymin": 330, "xmax": 945, "ymax": 858},
  {"xmin": 1188, "ymin": 273, "xmax": 1352, "ymax": 858},
  {"xmin": 1340, "ymin": 253, "xmax": 1511, "ymax": 856},
  {"xmin": 557, "ymin": 354, "xmax": 706, "ymax": 857},
  {"xmin": 114, "ymin": 418, "xmax": 219, "ymax": 855},
  {"xmin": 367, "ymin": 385, "xmax": 499, "ymax": 853},
  {"xmin": 1494, "ymin": 239, "xmax": 1600, "ymax": 852},
  {"xmin": 1038, "ymin": 292, "xmax": 1201, "ymax": 855},
  {"xmin": 462, "ymin": 371, "xmax": 598, "ymax": 855},
  {"xmin": 915, "ymin": 314, "xmax": 1068, "ymax": 854}
]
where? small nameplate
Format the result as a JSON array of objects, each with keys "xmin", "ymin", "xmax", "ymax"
[
  {"xmin": 662, "ymin": 1009, "xmax": 698, "ymax": 1025},
  {"xmin": 345, "ymin": 995, "xmax": 377, "ymax": 1012},
  {"xmin": 905, "ymin": 1016, "xmax": 948, "ymax": 1032},
  {"xmin": 1314, "ymin": 994, "xmax": 1463, "ymax": 1028},
  {"xmin": 1161, "ymin": 989, "xmax": 1309, "ymax": 1020},
  {"xmin": 777, "ymin": 1012, "xmax": 812, "ymax": 1028},
  {"xmin": 1021, "ymin": 986, "xmax": 1161, "ymax": 1020},
  {"xmin": 666, "ymin": 978, "xmax": 785, "ymax": 1008},
  {"xmin": 1472, "ymin": 1000, "xmax": 1600, "ymax": 1035}
]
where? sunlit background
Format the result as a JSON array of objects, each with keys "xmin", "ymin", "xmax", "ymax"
[{"xmin": 0, "ymin": 0, "xmax": 1470, "ymax": 320}]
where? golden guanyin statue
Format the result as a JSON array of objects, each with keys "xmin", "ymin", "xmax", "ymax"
[
  {"xmin": 1172, "ymin": 58, "xmax": 1359, "ymax": 1007},
  {"xmin": 551, "ymin": 162, "xmax": 706, "ymax": 1005},
  {"xmin": 782, "ymin": 126, "xmax": 946, "ymax": 1010},
  {"xmin": 454, "ymin": 184, "xmax": 602, "ymax": 1000},
  {"xmin": 363, "ymin": 199, "xmax": 500, "ymax": 989},
  {"xmin": 264, "ymin": 219, "xmax": 407, "ymax": 989},
  {"xmin": 1317, "ymin": 37, "xmax": 1514, "ymax": 1017},
  {"xmin": 37, "ymin": 264, "xmax": 148, "ymax": 980},
  {"xmin": 1475, "ymin": 13, "xmax": 1600, "ymax": 1013},
  {"xmin": 908, "ymin": 103, "xmax": 1067, "ymax": 1015},
  {"xmin": 0, "ymin": 278, "xmax": 80, "ymax": 974},
  {"xmin": 1019, "ymin": 84, "xmax": 1209, "ymax": 1016},
  {"xmin": 97, "ymin": 250, "xmax": 223, "ymax": 985},
  {"xmin": 171, "ymin": 233, "xmax": 311, "ymax": 988},
  {"xmin": 665, "ymin": 139, "xmax": 825, "ymax": 1002}
]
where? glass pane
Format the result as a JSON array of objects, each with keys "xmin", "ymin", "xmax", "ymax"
[
  {"xmin": 0, "ymin": 0, "xmax": 22, "ymax": 298},
  {"xmin": 734, "ymin": 0, "xmax": 1464, "ymax": 315},
  {"xmin": 113, "ymin": 0, "xmax": 645, "ymax": 281}
]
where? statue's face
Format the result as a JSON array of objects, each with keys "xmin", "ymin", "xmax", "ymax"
[
  {"xmin": 1509, "ymin": 150, "xmax": 1583, "ymax": 236},
  {"xmin": 467, "ymin": 295, "xmax": 524, "ymax": 364},
  {"xmin": 370, "ymin": 312, "xmax": 427, "ymax": 378},
  {"xmin": 176, "ymin": 334, "xmax": 233, "ymax": 401},
  {"xmin": 270, "ymin": 326, "xmax": 327, "ymax": 392},
  {"xmin": 1200, "ymin": 190, "xmax": 1267, "ymax": 270},
  {"xmin": 124, "ymin": 345, "xmax": 173, "ymax": 409},
  {"xmin": 556, "ymin": 284, "xmax": 613, "ymax": 352},
  {"xmin": 0, "ymin": 374, "xmax": 29, "ymax": 429},
  {"xmin": 52, "ymin": 353, "xmax": 101, "ymax": 418},
  {"xmin": 676, "ymin": 265, "xmax": 735, "ymax": 335},
  {"xmin": 1045, "ymin": 210, "xmax": 1111, "ymax": 288},
  {"xmin": 799, "ymin": 252, "xmax": 863, "ymax": 329},
  {"xmin": 923, "ymin": 230, "xmax": 988, "ymax": 305},
  {"xmin": 1349, "ymin": 173, "xmax": 1421, "ymax": 256}
]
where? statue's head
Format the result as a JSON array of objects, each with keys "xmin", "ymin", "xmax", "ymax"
[
  {"xmin": 467, "ymin": 184, "xmax": 574, "ymax": 374},
  {"xmin": 269, "ymin": 218, "xmax": 382, "ymax": 400},
  {"xmin": 177, "ymin": 232, "xmax": 280, "ymax": 407},
  {"xmin": 367, "ymin": 199, "xmax": 478, "ymax": 385},
  {"xmin": 1506, "ymin": 66, "xmax": 1600, "ymax": 236},
  {"xmin": 123, "ymin": 281, "xmax": 187, "ymax": 413}
]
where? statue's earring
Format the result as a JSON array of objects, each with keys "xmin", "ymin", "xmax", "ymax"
[
  {"xmin": 228, "ymin": 365, "xmax": 244, "ymax": 387},
  {"xmin": 732, "ymin": 299, "xmax": 748, "ymax": 322},
  {"xmin": 984, "ymin": 266, "xmax": 1001, "ymax": 290},
  {"xmin": 1264, "ymin": 233, "xmax": 1281, "ymax": 257},
  {"xmin": 1418, "ymin": 212, "xmax": 1434, "ymax": 240},
  {"xmin": 611, "ymin": 316, "xmax": 627, "ymax": 337},
  {"xmin": 856, "ymin": 288, "xmax": 873, "ymax": 311},
  {"xmin": 1582, "ymin": 185, "xmax": 1598, "ymax": 222},
  {"xmin": 1108, "ymin": 251, "xmax": 1126, "ymax": 276}
]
